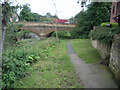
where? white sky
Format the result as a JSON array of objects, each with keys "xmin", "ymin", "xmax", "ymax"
[{"xmin": 14, "ymin": 0, "xmax": 82, "ymax": 19}]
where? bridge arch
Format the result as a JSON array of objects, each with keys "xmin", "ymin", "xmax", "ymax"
[{"xmin": 19, "ymin": 22, "xmax": 75, "ymax": 38}]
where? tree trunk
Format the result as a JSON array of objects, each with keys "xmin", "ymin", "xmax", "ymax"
[
  {"xmin": 0, "ymin": 4, "xmax": 2, "ymax": 89},
  {"xmin": 0, "ymin": 4, "xmax": 2, "ymax": 67}
]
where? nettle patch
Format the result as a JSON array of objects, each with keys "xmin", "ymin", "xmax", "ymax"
[{"xmin": 2, "ymin": 38, "xmax": 57, "ymax": 89}]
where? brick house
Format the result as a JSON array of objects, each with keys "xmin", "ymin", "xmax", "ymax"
[{"xmin": 110, "ymin": 1, "xmax": 120, "ymax": 23}]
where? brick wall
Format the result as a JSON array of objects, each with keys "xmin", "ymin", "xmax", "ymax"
[
  {"xmin": 110, "ymin": 1, "xmax": 120, "ymax": 22},
  {"xmin": 110, "ymin": 2, "xmax": 117, "ymax": 22}
]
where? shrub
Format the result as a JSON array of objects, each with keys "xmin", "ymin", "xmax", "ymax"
[
  {"xmin": 70, "ymin": 27, "xmax": 89, "ymax": 39},
  {"xmin": 111, "ymin": 23, "xmax": 118, "ymax": 27},
  {"xmin": 101, "ymin": 22, "xmax": 118, "ymax": 27},
  {"xmin": 90, "ymin": 27, "xmax": 120, "ymax": 43},
  {"xmin": 101, "ymin": 22, "xmax": 110, "ymax": 27},
  {"xmin": 51, "ymin": 30, "xmax": 71, "ymax": 39}
]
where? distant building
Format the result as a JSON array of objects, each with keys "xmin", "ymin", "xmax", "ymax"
[
  {"xmin": 45, "ymin": 13, "xmax": 52, "ymax": 18},
  {"xmin": 110, "ymin": 1, "xmax": 120, "ymax": 22}
]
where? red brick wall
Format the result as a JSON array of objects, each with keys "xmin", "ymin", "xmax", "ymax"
[
  {"xmin": 117, "ymin": 1, "xmax": 120, "ymax": 16},
  {"xmin": 110, "ymin": 1, "xmax": 120, "ymax": 22},
  {"xmin": 110, "ymin": 2, "xmax": 117, "ymax": 22}
]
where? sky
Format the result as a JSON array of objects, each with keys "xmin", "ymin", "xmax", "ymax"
[{"xmin": 14, "ymin": 0, "xmax": 82, "ymax": 19}]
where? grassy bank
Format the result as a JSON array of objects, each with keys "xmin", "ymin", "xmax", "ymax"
[
  {"xmin": 2, "ymin": 38, "xmax": 57, "ymax": 88},
  {"xmin": 71, "ymin": 39, "xmax": 101, "ymax": 63},
  {"xmin": 14, "ymin": 40, "xmax": 83, "ymax": 88}
]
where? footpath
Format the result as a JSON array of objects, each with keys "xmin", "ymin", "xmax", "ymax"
[{"xmin": 67, "ymin": 40, "xmax": 118, "ymax": 88}]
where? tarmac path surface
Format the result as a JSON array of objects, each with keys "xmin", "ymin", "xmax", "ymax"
[{"xmin": 67, "ymin": 40, "xmax": 118, "ymax": 88}]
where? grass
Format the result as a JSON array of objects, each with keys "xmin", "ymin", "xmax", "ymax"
[
  {"xmin": 71, "ymin": 39, "xmax": 101, "ymax": 63},
  {"xmin": 14, "ymin": 40, "xmax": 83, "ymax": 88},
  {"xmin": 2, "ymin": 38, "xmax": 58, "ymax": 88}
]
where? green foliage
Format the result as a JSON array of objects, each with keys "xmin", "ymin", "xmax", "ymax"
[
  {"xmin": 19, "ymin": 4, "xmax": 41, "ymax": 21},
  {"xmin": 2, "ymin": 38, "xmax": 57, "ymax": 88},
  {"xmin": 70, "ymin": 27, "xmax": 89, "ymax": 39},
  {"xmin": 74, "ymin": 2, "xmax": 111, "ymax": 38},
  {"xmin": 19, "ymin": 4, "xmax": 31, "ymax": 21},
  {"xmin": 2, "ymin": 2, "xmax": 11, "ymax": 24},
  {"xmin": 111, "ymin": 23, "xmax": 119, "ymax": 27},
  {"xmin": 101, "ymin": 22, "xmax": 110, "ymax": 27},
  {"xmin": 52, "ymin": 31, "xmax": 71, "ymax": 39},
  {"xmin": 90, "ymin": 27, "xmax": 120, "ymax": 43},
  {"xmin": 4, "ymin": 23, "xmax": 24, "ymax": 47},
  {"xmin": 30, "ymin": 13, "xmax": 41, "ymax": 21},
  {"xmin": 2, "ymin": 2, "xmax": 19, "ymax": 24},
  {"xmin": 101, "ymin": 22, "xmax": 118, "ymax": 27}
]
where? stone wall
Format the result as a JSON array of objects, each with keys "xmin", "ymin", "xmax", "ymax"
[
  {"xmin": 91, "ymin": 39, "xmax": 111, "ymax": 65},
  {"xmin": 91, "ymin": 33, "xmax": 120, "ymax": 86},
  {"xmin": 109, "ymin": 33, "xmax": 120, "ymax": 86}
]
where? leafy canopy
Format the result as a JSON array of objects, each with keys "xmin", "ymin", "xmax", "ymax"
[{"xmin": 71, "ymin": 2, "xmax": 111, "ymax": 39}]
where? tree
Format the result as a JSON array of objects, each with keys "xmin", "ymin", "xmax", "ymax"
[
  {"xmin": 0, "ymin": 1, "xmax": 11, "ymax": 68},
  {"xmin": 0, "ymin": 0, "xmax": 18, "ymax": 66},
  {"xmin": 19, "ymin": 4, "xmax": 32, "ymax": 21},
  {"xmin": 74, "ymin": 2, "xmax": 111, "ymax": 38},
  {"xmin": 19, "ymin": 4, "xmax": 41, "ymax": 21},
  {"xmin": 30, "ymin": 13, "xmax": 41, "ymax": 21},
  {"xmin": 0, "ymin": 1, "xmax": 17, "ymax": 88},
  {"xmin": 0, "ymin": 1, "xmax": 2, "ymax": 68}
]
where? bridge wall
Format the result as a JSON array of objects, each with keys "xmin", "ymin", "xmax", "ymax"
[{"xmin": 21, "ymin": 25, "xmax": 74, "ymax": 38}]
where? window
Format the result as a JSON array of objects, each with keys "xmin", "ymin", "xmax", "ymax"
[{"xmin": 113, "ymin": 6, "xmax": 115, "ymax": 14}]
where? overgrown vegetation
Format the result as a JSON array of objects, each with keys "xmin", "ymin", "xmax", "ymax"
[
  {"xmin": 2, "ymin": 38, "xmax": 57, "ymax": 88},
  {"xmin": 52, "ymin": 30, "xmax": 71, "ymax": 39},
  {"xmin": 4, "ymin": 22, "xmax": 32, "ymax": 48},
  {"xmin": 90, "ymin": 27, "xmax": 120, "ymax": 43},
  {"xmin": 14, "ymin": 40, "xmax": 82, "ymax": 88},
  {"xmin": 71, "ymin": 39, "xmax": 101, "ymax": 63}
]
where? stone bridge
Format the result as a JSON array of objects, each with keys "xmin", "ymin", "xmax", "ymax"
[{"xmin": 19, "ymin": 22, "xmax": 75, "ymax": 38}]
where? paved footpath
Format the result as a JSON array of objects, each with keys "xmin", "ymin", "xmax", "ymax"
[{"xmin": 67, "ymin": 40, "xmax": 118, "ymax": 88}]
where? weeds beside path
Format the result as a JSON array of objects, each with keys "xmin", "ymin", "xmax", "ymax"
[{"xmin": 15, "ymin": 40, "xmax": 83, "ymax": 88}]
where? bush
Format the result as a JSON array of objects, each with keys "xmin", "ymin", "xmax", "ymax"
[
  {"xmin": 90, "ymin": 27, "xmax": 120, "ymax": 43},
  {"xmin": 111, "ymin": 23, "xmax": 119, "ymax": 27},
  {"xmin": 70, "ymin": 27, "xmax": 89, "ymax": 39},
  {"xmin": 51, "ymin": 30, "xmax": 71, "ymax": 39},
  {"xmin": 101, "ymin": 22, "xmax": 118, "ymax": 27}
]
